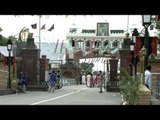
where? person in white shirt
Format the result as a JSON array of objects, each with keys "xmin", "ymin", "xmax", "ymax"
[
  {"xmin": 86, "ymin": 73, "xmax": 92, "ymax": 87},
  {"xmin": 82, "ymin": 74, "xmax": 86, "ymax": 85},
  {"xmin": 145, "ymin": 65, "xmax": 152, "ymax": 90}
]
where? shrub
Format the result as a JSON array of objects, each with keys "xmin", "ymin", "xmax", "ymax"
[{"xmin": 119, "ymin": 68, "xmax": 141, "ymax": 105}]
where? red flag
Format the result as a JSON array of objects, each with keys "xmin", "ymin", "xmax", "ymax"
[
  {"xmin": 152, "ymin": 37, "xmax": 158, "ymax": 56},
  {"xmin": 31, "ymin": 23, "xmax": 37, "ymax": 29},
  {"xmin": 48, "ymin": 24, "xmax": 54, "ymax": 31},
  {"xmin": 40, "ymin": 24, "xmax": 45, "ymax": 30},
  {"xmin": 134, "ymin": 36, "xmax": 141, "ymax": 56}
]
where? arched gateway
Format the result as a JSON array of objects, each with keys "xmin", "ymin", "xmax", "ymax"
[{"xmin": 63, "ymin": 24, "xmax": 127, "ymax": 91}]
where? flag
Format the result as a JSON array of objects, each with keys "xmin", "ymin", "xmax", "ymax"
[
  {"xmin": 40, "ymin": 24, "xmax": 45, "ymax": 30},
  {"xmin": 134, "ymin": 36, "xmax": 141, "ymax": 56},
  {"xmin": 151, "ymin": 37, "xmax": 158, "ymax": 56},
  {"xmin": 48, "ymin": 24, "xmax": 54, "ymax": 31},
  {"xmin": 31, "ymin": 23, "xmax": 37, "ymax": 29},
  {"xmin": 127, "ymin": 52, "xmax": 132, "ymax": 65}
]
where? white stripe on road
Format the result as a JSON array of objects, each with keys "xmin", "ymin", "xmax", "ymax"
[{"xmin": 30, "ymin": 88, "xmax": 87, "ymax": 105}]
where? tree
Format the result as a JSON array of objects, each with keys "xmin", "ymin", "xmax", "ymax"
[
  {"xmin": 0, "ymin": 35, "xmax": 8, "ymax": 46},
  {"xmin": 80, "ymin": 62, "xmax": 94, "ymax": 75}
]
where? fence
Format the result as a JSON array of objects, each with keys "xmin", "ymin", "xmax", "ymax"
[{"xmin": 61, "ymin": 77, "xmax": 77, "ymax": 86}]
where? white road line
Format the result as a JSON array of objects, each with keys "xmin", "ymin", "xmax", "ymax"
[{"xmin": 30, "ymin": 88, "xmax": 87, "ymax": 105}]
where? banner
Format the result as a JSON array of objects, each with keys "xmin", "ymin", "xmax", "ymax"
[{"xmin": 134, "ymin": 36, "xmax": 158, "ymax": 57}]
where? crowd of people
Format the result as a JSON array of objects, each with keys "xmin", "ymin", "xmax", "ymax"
[{"xmin": 81, "ymin": 70, "xmax": 109, "ymax": 93}]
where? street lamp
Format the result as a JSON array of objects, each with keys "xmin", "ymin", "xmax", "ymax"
[
  {"xmin": 140, "ymin": 46, "xmax": 147, "ymax": 84},
  {"xmin": 132, "ymin": 28, "xmax": 139, "ymax": 76},
  {"xmin": 7, "ymin": 39, "xmax": 13, "ymax": 89},
  {"xmin": 142, "ymin": 15, "xmax": 152, "ymax": 69},
  {"xmin": 129, "ymin": 40, "xmax": 135, "ymax": 76}
]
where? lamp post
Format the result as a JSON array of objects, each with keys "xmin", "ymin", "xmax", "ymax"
[
  {"xmin": 140, "ymin": 46, "xmax": 147, "ymax": 84},
  {"xmin": 129, "ymin": 40, "xmax": 135, "ymax": 76},
  {"xmin": 7, "ymin": 39, "xmax": 13, "ymax": 89},
  {"xmin": 132, "ymin": 28, "xmax": 139, "ymax": 76},
  {"xmin": 142, "ymin": 15, "xmax": 152, "ymax": 69}
]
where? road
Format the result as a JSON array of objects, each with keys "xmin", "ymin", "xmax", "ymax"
[{"xmin": 0, "ymin": 85, "xmax": 122, "ymax": 105}]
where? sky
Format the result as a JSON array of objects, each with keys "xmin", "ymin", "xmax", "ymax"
[{"xmin": 0, "ymin": 15, "xmax": 151, "ymax": 43}]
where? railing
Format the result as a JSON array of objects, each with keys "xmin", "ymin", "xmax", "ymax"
[{"xmin": 61, "ymin": 77, "xmax": 77, "ymax": 86}]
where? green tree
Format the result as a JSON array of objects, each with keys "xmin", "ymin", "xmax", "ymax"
[
  {"xmin": 0, "ymin": 35, "xmax": 8, "ymax": 46},
  {"xmin": 80, "ymin": 62, "xmax": 94, "ymax": 75}
]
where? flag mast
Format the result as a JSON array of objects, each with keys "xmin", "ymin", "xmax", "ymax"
[
  {"xmin": 39, "ymin": 15, "xmax": 41, "ymax": 56},
  {"xmin": 127, "ymin": 15, "xmax": 129, "ymax": 33}
]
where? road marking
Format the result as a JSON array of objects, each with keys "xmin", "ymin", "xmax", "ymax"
[{"xmin": 30, "ymin": 88, "xmax": 87, "ymax": 105}]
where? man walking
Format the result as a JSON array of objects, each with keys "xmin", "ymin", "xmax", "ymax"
[{"xmin": 99, "ymin": 71, "xmax": 103, "ymax": 93}]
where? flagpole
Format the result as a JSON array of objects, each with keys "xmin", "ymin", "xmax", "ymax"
[
  {"xmin": 37, "ymin": 15, "xmax": 41, "ymax": 85},
  {"xmin": 127, "ymin": 15, "xmax": 129, "ymax": 33},
  {"xmin": 39, "ymin": 15, "xmax": 41, "ymax": 56}
]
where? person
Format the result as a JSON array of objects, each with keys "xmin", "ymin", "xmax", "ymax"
[
  {"xmin": 93, "ymin": 73, "xmax": 97, "ymax": 87},
  {"xmin": 48, "ymin": 70, "xmax": 57, "ymax": 93},
  {"xmin": 94, "ymin": 73, "xmax": 99, "ymax": 87},
  {"xmin": 98, "ymin": 71, "xmax": 103, "ymax": 93},
  {"xmin": 56, "ymin": 70, "xmax": 61, "ymax": 89},
  {"xmin": 145, "ymin": 65, "xmax": 152, "ymax": 91},
  {"xmin": 103, "ymin": 72, "xmax": 106, "ymax": 89},
  {"xmin": 23, "ymin": 72, "xmax": 28, "ymax": 89},
  {"xmin": 82, "ymin": 74, "xmax": 86, "ymax": 85},
  {"xmin": 18, "ymin": 72, "xmax": 26, "ymax": 93},
  {"xmin": 90, "ymin": 73, "xmax": 94, "ymax": 87},
  {"xmin": 86, "ymin": 72, "xmax": 91, "ymax": 87},
  {"xmin": 98, "ymin": 24, "xmax": 107, "ymax": 36}
]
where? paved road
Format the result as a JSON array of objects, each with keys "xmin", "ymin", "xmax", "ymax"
[{"xmin": 0, "ymin": 85, "xmax": 122, "ymax": 105}]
